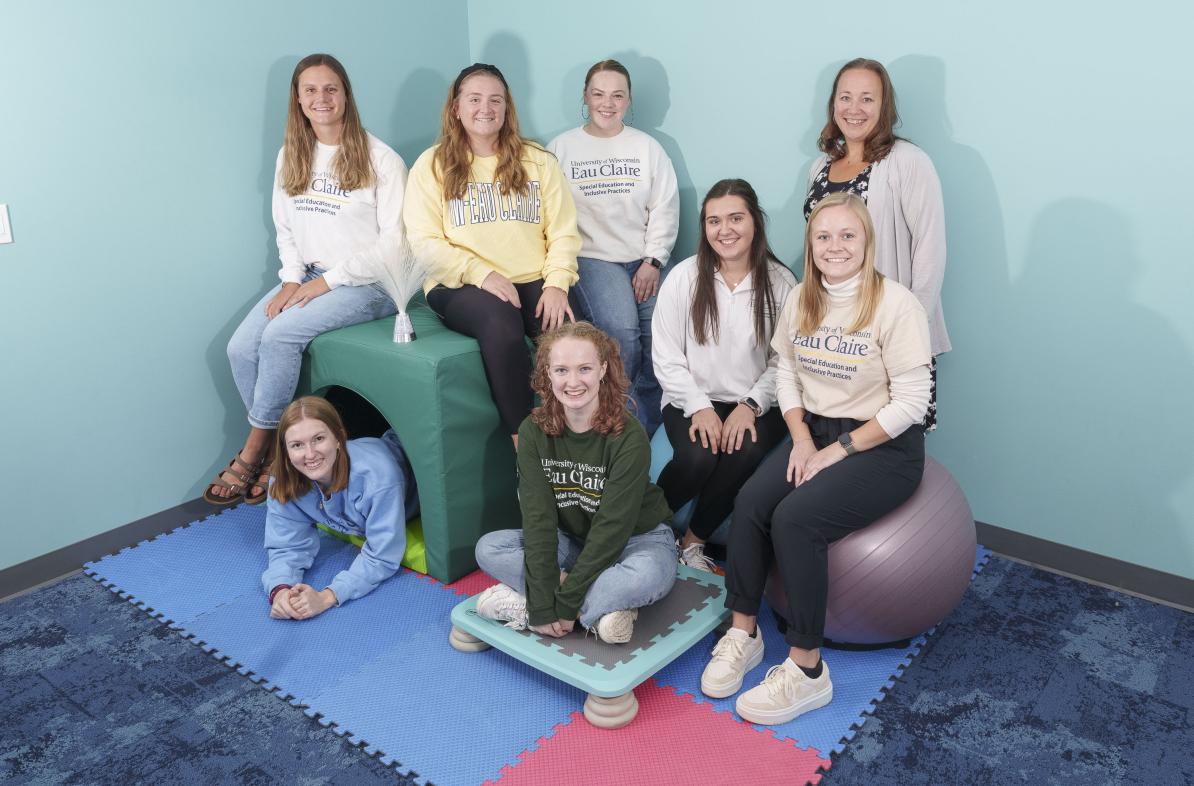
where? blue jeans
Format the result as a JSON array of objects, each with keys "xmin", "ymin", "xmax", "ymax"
[
  {"xmin": 474, "ymin": 523, "xmax": 677, "ymax": 629},
  {"xmin": 227, "ymin": 266, "xmax": 396, "ymax": 429},
  {"xmin": 569, "ymin": 257, "xmax": 662, "ymax": 435}
]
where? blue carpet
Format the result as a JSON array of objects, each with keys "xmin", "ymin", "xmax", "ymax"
[{"xmin": 822, "ymin": 557, "xmax": 1194, "ymax": 784}]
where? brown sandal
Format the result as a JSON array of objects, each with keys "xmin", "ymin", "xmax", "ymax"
[
  {"xmin": 203, "ymin": 454, "xmax": 263, "ymax": 506},
  {"xmin": 244, "ymin": 458, "xmax": 274, "ymax": 506}
]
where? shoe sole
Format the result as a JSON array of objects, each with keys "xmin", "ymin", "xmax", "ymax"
[
  {"xmin": 700, "ymin": 644, "xmax": 765, "ymax": 699},
  {"xmin": 735, "ymin": 684, "xmax": 833, "ymax": 725}
]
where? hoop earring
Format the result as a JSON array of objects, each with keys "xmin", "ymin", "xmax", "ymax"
[{"xmin": 581, "ymin": 104, "xmax": 590, "ymax": 122}]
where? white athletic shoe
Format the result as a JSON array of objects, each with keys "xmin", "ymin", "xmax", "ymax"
[
  {"xmin": 679, "ymin": 542, "xmax": 724, "ymax": 575},
  {"xmin": 735, "ymin": 659, "xmax": 833, "ymax": 725},
  {"xmin": 474, "ymin": 583, "xmax": 529, "ymax": 631},
  {"xmin": 594, "ymin": 608, "xmax": 638, "ymax": 644},
  {"xmin": 701, "ymin": 627, "xmax": 765, "ymax": 698}
]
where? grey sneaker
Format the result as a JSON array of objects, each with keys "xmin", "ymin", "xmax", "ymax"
[
  {"xmin": 701, "ymin": 627, "xmax": 765, "ymax": 698},
  {"xmin": 594, "ymin": 608, "xmax": 638, "ymax": 644},
  {"xmin": 679, "ymin": 542, "xmax": 724, "ymax": 575},
  {"xmin": 735, "ymin": 659, "xmax": 833, "ymax": 725},
  {"xmin": 474, "ymin": 583, "xmax": 529, "ymax": 630}
]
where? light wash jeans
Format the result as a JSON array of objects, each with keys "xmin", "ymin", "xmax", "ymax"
[
  {"xmin": 568, "ymin": 257, "xmax": 662, "ymax": 435},
  {"xmin": 227, "ymin": 266, "xmax": 396, "ymax": 429},
  {"xmin": 475, "ymin": 523, "xmax": 677, "ymax": 629}
]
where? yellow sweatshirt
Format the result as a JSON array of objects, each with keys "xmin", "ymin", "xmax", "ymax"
[{"xmin": 403, "ymin": 143, "xmax": 580, "ymax": 294}]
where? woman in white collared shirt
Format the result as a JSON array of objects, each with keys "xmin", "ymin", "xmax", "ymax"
[{"xmin": 652, "ymin": 179, "xmax": 795, "ymax": 573}]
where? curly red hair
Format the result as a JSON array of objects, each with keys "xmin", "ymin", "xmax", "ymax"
[{"xmin": 530, "ymin": 322, "xmax": 631, "ymax": 438}]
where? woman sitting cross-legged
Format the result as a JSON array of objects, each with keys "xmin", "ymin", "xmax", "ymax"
[
  {"xmin": 262, "ymin": 396, "xmax": 419, "ymax": 620},
  {"xmin": 701, "ymin": 192, "xmax": 931, "ymax": 724},
  {"xmin": 473, "ymin": 322, "xmax": 677, "ymax": 644},
  {"xmin": 651, "ymin": 179, "xmax": 795, "ymax": 573}
]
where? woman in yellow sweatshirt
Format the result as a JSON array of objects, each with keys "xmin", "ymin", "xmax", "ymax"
[{"xmin": 403, "ymin": 63, "xmax": 581, "ymax": 445}]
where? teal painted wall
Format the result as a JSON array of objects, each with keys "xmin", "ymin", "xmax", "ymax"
[
  {"xmin": 6, "ymin": 1, "xmax": 1193, "ymax": 583},
  {"xmin": 468, "ymin": 1, "xmax": 1194, "ymax": 579},
  {"xmin": 0, "ymin": 1, "xmax": 469, "ymax": 571}
]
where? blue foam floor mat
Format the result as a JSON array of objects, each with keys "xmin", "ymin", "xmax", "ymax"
[
  {"xmin": 85, "ymin": 503, "xmax": 990, "ymax": 782},
  {"xmin": 655, "ymin": 545, "xmax": 992, "ymax": 758},
  {"xmin": 85, "ymin": 505, "xmax": 580, "ymax": 785}
]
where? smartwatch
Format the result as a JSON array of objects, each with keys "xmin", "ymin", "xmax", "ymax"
[
  {"xmin": 645, "ymin": 257, "xmax": 663, "ymax": 270},
  {"xmin": 739, "ymin": 397, "xmax": 763, "ymax": 417},
  {"xmin": 837, "ymin": 432, "xmax": 858, "ymax": 456}
]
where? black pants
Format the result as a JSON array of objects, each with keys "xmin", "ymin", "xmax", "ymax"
[
  {"xmin": 657, "ymin": 401, "xmax": 786, "ymax": 540},
  {"xmin": 427, "ymin": 281, "xmax": 545, "ymax": 435},
  {"xmin": 725, "ymin": 413, "xmax": 924, "ymax": 650}
]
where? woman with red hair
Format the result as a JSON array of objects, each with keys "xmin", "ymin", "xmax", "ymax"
[{"xmin": 472, "ymin": 322, "xmax": 676, "ymax": 644}]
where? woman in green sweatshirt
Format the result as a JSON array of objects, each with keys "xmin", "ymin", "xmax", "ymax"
[{"xmin": 472, "ymin": 321, "xmax": 677, "ymax": 643}]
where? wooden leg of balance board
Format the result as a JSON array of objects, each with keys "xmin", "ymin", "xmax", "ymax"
[
  {"xmin": 583, "ymin": 691, "xmax": 639, "ymax": 729},
  {"xmin": 449, "ymin": 625, "xmax": 491, "ymax": 652}
]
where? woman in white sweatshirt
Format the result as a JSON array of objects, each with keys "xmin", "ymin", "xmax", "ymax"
[
  {"xmin": 548, "ymin": 59, "xmax": 680, "ymax": 435},
  {"xmin": 207, "ymin": 54, "xmax": 407, "ymax": 506}
]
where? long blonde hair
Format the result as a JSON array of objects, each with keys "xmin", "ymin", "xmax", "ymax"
[
  {"xmin": 434, "ymin": 63, "xmax": 532, "ymax": 200},
  {"xmin": 280, "ymin": 54, "xmax": 374, "ymax": 197},
  {"xmin": 798, "ymin": 193, "xmax": 884, "ymax": 337}
]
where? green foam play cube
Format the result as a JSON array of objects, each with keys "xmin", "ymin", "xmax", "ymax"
[{"xmin": 297, "ymin": 300, "xmax": 521, "ymax": 582}]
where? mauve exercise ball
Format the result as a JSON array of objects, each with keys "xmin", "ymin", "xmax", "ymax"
[{"xmin": 765, "ymin": 457, "xmax": 976, "ymax": 645}]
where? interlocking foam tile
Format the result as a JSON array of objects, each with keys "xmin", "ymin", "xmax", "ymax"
[
  {"xmin": 487, "ymin": 679, "xmax": 827, "ymax": 786},
  {"xmin": 84, "ymin": 505, "xmax": 269, "ymax": 625},
  {"xmin": 655, "ymin": 545, "xmax": 992, "ymax": 758},
  {"xmin": 444, "ymin": 568, "xmax": 500, "ymax": 597},
  {"xmin": 180, "ymin": 547, "xmax": 461, "ymax": 709},
  {"xmin": 311, "ymin": 620, "xmax": 581, "ymax": 785},
  {"xmin": 83, "ymin": 503, "xmax": 577, "ymax": 785}
]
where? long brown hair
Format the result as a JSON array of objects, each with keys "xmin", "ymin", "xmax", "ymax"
[
  {"xmin": 692, "ymin": 178, "xmax": 784, "ymax": 347},
  {"xmin": 798, "ymin": 193, "xmax": 884, "ymax": 337},
  {"xmin": 434, "ymin": 63, "xmax": 532, "ymax": 200},
  {"xmin": 817, "ymin": 58, "xmax": 901, "ymax": 164},
  {"xmin": 280, "ymin": 53, "xmax": 374, "ymax": 197},
  {"xmin": 269, "ymin": 396, "xmax": 351, "ymax": 504},
  {"xmin": 530, "ymin": 322, "xmax": 631, "ymax": 438}
]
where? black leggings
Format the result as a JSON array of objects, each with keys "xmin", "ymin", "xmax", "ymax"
[
  {"xmin": 656, "ymin": 401, "xmax": 786, "ymax": 540},
  {"xmin": 427, "ymin": 282, "xmax": 545, "ymax": 435},
  {"xmin": 725, "ymin": 413, "xmax": 925, "ymax": 650}
]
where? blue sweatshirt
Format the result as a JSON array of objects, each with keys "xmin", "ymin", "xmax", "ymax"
[{"xmin": 261, "ymin": 431, "xmax": 419, "ymax": 604}]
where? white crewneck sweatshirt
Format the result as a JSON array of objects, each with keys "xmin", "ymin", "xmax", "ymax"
[
  {"xmin": 547, "ymin": 125, "xmax": 679, "ymax": 264},
  {"xmin": 272, "ymin": 133, "xmax": 408, "ymax": 288}
]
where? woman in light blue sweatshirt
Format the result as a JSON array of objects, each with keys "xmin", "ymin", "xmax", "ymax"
[{"xmin": 261, "ymin": 396, "xmax": 418, "ymax": 620}]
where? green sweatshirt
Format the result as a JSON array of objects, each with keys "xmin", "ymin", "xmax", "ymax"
[{"xmin": 517, "ymin": 413, "xmax": 673, "ymax": 625}]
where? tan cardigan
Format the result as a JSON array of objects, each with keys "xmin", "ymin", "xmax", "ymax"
[{"xmin": 807, "ymin": 139, "xmax": 950, "ymax": 355}]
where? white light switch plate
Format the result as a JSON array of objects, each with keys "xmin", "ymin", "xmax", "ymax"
[{"xmin": 0, "ymin": 205, "xmax": 11, "ymax": 244}]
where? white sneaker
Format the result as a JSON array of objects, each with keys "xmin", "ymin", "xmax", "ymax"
[
  {"xmin": 701, "ymin": 627, "xmax": 765, "ymax": 698},
  {"xmin": 735, "ymin": 659, "xmax": 833, "ymax": 725},
  {"xmin": 679, "ymin": 542, "xmax": 724, "ymax": 575},
  {"xmin": 474, "ymin": 583, "xmax": 529, "ymax": 630},
  {"xmin": 594, "ymin": 608, "xmax": 638, "ymax": 644}
]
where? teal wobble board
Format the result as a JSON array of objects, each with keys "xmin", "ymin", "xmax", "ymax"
[{"xmin": 450, "ymin": 566, "xmax": 729, "ymax": 702}]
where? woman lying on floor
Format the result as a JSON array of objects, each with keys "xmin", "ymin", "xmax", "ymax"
[
  {"xmin": 472, "ymin": 322, "xmax": 677, "ymax": 643},
  {"xmin": 262, "ymin": 396, "xmax": 419, "ymax": 620}
]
